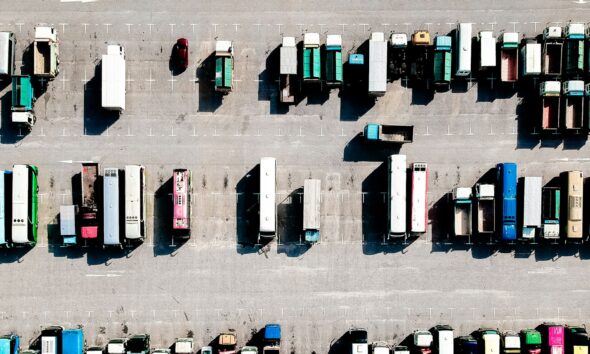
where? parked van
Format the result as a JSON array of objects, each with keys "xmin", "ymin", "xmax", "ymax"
[{"xmin": 0, "ymin": 32, "xmax": 16, "ymax": 77}]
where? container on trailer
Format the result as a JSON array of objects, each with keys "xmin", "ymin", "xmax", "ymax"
[
  {"xmin": 60, "ymin": 205, "xmax": 77, "ymax": 245},
  {"xmin": 456, "ymin": 23, "xmax": 472, "ymax": 77},
  {"xmin": 173, "ymin": 339, "xmax": 193, "ymax": 354},
  {"xmin": 522, "ymin": 40, "xmax": 542, "ymax": 77},
  {"xmin": 62, "ymin": 329, "xmax": 84, "ymax": 354},
  {"xmin": 433, "ymin": 35, "xmax": 452, "ymax": 89},
  {"xmin": 0, "ymin": 32, "xmax": 16, "ymax": 77},
  {"xmin": 479, "ymin": 31, "xmax": 497, "ymax": 70},
  {"xmin": 522, "ymin": 177, "xmax": 542, "ymax": 240},
  {"xmin": 369, "ymin": 32, "xmax": 387, "ymax": 96},
  {"xmin": 101, "ymin": 44, "xmax": 126, "ymax": 112},
  {"xmin": 214, "ymin": 40, "xmax": 234, "ymax": 93},
  {"xmin": 433, "ymin": 325, "xmax": 453, "ymax": 354}
]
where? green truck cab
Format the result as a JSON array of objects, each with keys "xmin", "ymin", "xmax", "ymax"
[
  {"xmin": 215, "ymin": 40, "xmax": 233, "ymax": 94},
  {"xmin": 11, "ymin": 75, "xmax": 36, "ymax": 130}
]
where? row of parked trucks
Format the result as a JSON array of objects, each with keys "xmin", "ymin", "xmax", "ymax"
[
  {"xmin": 0, "ymin": 325, "xmax": 281, "ymax": 354},
  {"xmin": 450, "ymin": 163, "xmax": 584, "ymax": 243},
  {"xmin": 350, "ymin": 323, "xmax": 587, "ymax": 354},
  {"xmin": 538, "ymin": 80, "xmax": 590, "ymax": 134}
]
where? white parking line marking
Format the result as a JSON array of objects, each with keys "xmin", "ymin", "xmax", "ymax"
[
  {"xmin": 147, "ymin": 23, "xmax": 154, "ymax": 35},
  {"xmin": 233, "ymin": 24, "xmax": 240, "ymax": 32},
  {"xmin": 212, "ymin": 23, "xmax": 218, "ymax": 33},
  {"xmin": 191, "ymin": 23, "xmax": 197, "ymax": 33},
  {"xmin": 59, "ymin": 23, "xmax": 68, "ymax": 33},
  {"xmin": 104, "ymin": 23, "xmax": 111, "ymax": 33},
  {"xmin": 276, "ymin": 24, "xmax": 283, "ymax": 34},
  {"xmin": 15, "ymin": 23, "xmax": 24, "ymax": 33},
  {"xmin": 126, "ymin": 23, "xmax": 132, "ymax": 33},
  {"xmin": 60, "ymin": 72, "xmax": 69, "ymax": 90},
  {"xmin": 127, "ymin": 73, "xmax": 134, "ymax": 89},
  {"xmin": 146, "ymin": 69, "xmax": 155, "ymax": 92},
  {"xmin": 169, "ymin": 75, "xmax": 177, "ymax": 91},
  {"xmin": 169, "ymin": 23, "xmax": 175, "ymax": 35},
  {"xmin": 81, "ymin": 23, "xmax": 88, "ymax": 34}
]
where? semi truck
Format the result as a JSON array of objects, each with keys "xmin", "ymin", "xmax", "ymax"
[
  {"xmin": 500, "ymin": 32, "xmax": 519, "ymax": 83},
  {"xmin": 520, "ymin": 329, "xmax": 542, "ymax": 354},
  {"xmin": 349, "ymin": 329, "xmax": 368, "ymax": 354},
  {"xmin": 564, "ymin": 23, "xmax": 585, "ymax": 77},
  {"xmin": 262, "ymin": 324, "xmax": 281, "ymax": 354},
  {"xmin": 303, "ymin": 179, "xmax": 321, "ymax": 243},
  {"xmin": 475, "ymin": 184, "xmax": 495, "ymax": 235},
  {"xmin": 33, "ymin": 26, "xmax": 59, "ymax": 79},
  {"xmin": 363, "ymin": 123, "xmax": 414, "ymax": 144},
  {"xmin": 389, "ymin": 33, "xmax": 408, "ymax": 79},
  {"xmin": 540, "ymin": 81, "xmax": 561, "ymax": 133},
  {"xmin": 475, "ymin": 329, "xmax": 500, "ymax": 354},
  {"xmin": 302, "ymin": 33, "xmax": 321, "ymax": 83},
  {"xmin": 478, "ymin": 31, "xmax": 497, "ymax": 72},
  {"xmin": 62, "ymin": 329, "xmax": 84, "ymax": 354},
  {"xmin": 542, "ymin": 26, "xmax": 563, "ymax": 76},
  {"xmin": 279, "ymin": 36, "xmax": 297, "ymax": 104},
  {"xmin": 81, "ymin": 163, "xmax": 99, "ymax": 240},
  {"xmin": 452, "ymin": 187, "xmax": 472, "ymax": 237},
  {"xmin": 541, "ymin": 186, "xmax": 560, "ymax": 240},
  {"xmin": 433, "ymin": 35, "xmax": 452, "ymax": 90},
  {"xmin": 565, "ymin": 326, "xmax": 588, "ymax": 354},
  {"xmin": 368, "ymin": 32, "xmax": 387, "ymax": 97},
  {"xmin": 563, "ymin": 80, "xmax": 584, "ymax": 133},
  {"xmin": 11, "ymin": 75, "xmax": 36, "ymax": 130},
  {"xmin": 325, "ymin": 34, "xmax": 343, "ymax": 87},
  {"xmin": 521, "ymin": 39, "xmax": 542, "ymax": 77},
  {"xmin": 522, "ymin": 177, "xmax": 542, "ymax": 240},
  {"xmin": 101, "ymin": 44, "xmax": 126, "ymax": 112},
  {"xmin": 410, "ymin": 31, "xmax": 431, "ymax": 83},
  {"xmin": 215, "ymin": 40, "xmax": 234, "ymax": 94}
]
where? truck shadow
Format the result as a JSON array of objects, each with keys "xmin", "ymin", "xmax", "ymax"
[
  {"xmin": 277, "ymin": 187, "xmax": 312, "ymax": 257},
  {"xmin": 235, "ymin": 165, "xmax": 260, "ymax": 253},
  {"xmin": 245, "ymin": 327, "xmax": 265, "ymax": 352},
  {"xmin": 515, "ymin": 83, "xmax": 541, "ymax": 149},
  {"xmin": 327, "ymin": 331, "xmax": 351, "ymax": 354},
  {"xmin": 340, "ymin": 39, "xmax": 375, "ymax": 120},
  {"xmin": 47, "ymin": 212, "xmax": 87, "ymax": 259},
  {"xmin": 258, "ymin": 44, "xmax": 280, "ymax": 103},
  {"xmin": 197, "ymin": 53, "xmax": 222, "ymax": 113},
  {"xmin": 343, "ymin": 133, "xmax": 401, "ymax": 162},
  {"xmin": 84, "ymin": 63, "xmax": 118, "ymax": 135},
  {"xmin": 0, "ymin": 246, "xmax": 34, "ymax": 263}
]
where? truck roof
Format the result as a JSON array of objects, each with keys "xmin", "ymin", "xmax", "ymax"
[
  {"xmin": 523, "ymin": 177, "xmax": 542, "ymax": 228},
  {"xmin": 564, "ymin": 80, "xmax": 584, "ymax": 93},
  {"xmin": 280, "ymin": 44, "xmax": 297, "ymax": 75},
  {"xmin": 107, "ymin": 44, "xmax": 124, "ymax": 56},
  {"xmin": 540, "ymin": 81, "xmax": 561, "ymax": 95},
  {"xmin": 544, "ymin": 26, "xmax": 562, "ymax": 39},
  {"xmin": 412, "ymin": 31, "xmax": 430, "ymax": 45},
  {"xmin": 501, "ymin": 32, "xmax": 519, "ymax": 46},
  {"xmin": 326, "ymin": 34, "xmax": 342, "ymax": 48},
  {"xmin": 264, "ymin": 324, "xmax": 281, "ymax": 341},
  {"xmin": 303, "ymin": 33, "xmax": 320, "ymax": 46},
  {"xmin": 390, "ymin": 33, "xmax": 408, "ymax": 47},
  {"xmin": 281, "ymin": 36, "xmax": 296, "ymax": 48},
  {"xmin": 503, "ymin": 334, "xmax": 520, "ymax": 349},
  {"xmin": 453, "ymin": 187, "xmax": 472, "ymax": 200},
  {"xmin": 0, "ymin": 339, "xmax": 11, "ymax": 354},
  {"xmin": 60, "ymin": 205, "xmax": 77, "ymax": 237},
  {"xmin": 368, "ymin": 34, "xmax": 387, "ymax": 93},
  {"xmin": 371, "ymin": 32, "xmax": 385, "ymax": 41},
  {"xmin": 476, "ymin": 184, "xmax": 495, "ymax": 198},
  {"xmin": 435, "ymin": 36, "xmax": 452, "ymax": 50},
  {"xmin": 215, "ymin": 40, "xmax": 232, "ymax": 54},
  {"xmin": 62, "ymin": 329, "xmax": 84, "ymax": 354},
  {"xmin": 566, "ymin": 23, "xmax": 585, "ymax": 38},
  {"xmin": 174, "ymin": 339, "xmax": 193, "ymax": 354},
  {"xmin": 414, "ymin": 331, "xmax": 433, "ymax": 347},
  {"xmin": 35, "ymin": 26, "xmax": 56, "ymax": 41}
]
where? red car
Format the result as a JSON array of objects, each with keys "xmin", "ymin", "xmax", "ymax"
[{"xmin": 174, "ymin": 38, "xmax": 189, "ymax": 69}]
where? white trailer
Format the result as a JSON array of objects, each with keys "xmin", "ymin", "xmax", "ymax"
[
  {"xmin": 522, "ymin": 41, "xmax": 542, "ymax": 76},
  {"xmin": 368, "ymin": 32, "xmax": 387, "ymax": 97},
  {"xmin": 259, "ymin": 157, "xmax": 277, "ymax": 239},
  {"xmin": 410, "ymin": 162, "xmax": 428, "ymax": 234},
  {"xmin": 60, "ymin": 205, "xmax": 77, "ymax": 243},
  {"xmin": 522, "ymin": 177, "xmax": 542, "ymax": 240},
  {"xmin": 388, "ymin": 154, "xmax": 407, "ymax": 238},
  {"xmin": 303, "ymin": 179, "xmax": 321, "ymax": 243},
  {"xmin": 478, "ymin": 31, "xmax": 496, "ymax": 70},
  {"xmin": 102, "ymin": 44, "xmax": 126, "ymax": 112},
  {"xmin": 456, "ymin": 23, "xmax": 472, "ymax": 76}
]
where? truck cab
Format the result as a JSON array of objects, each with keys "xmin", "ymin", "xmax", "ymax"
[
  {"xmin": 11, "ymin": 75, "xmax": 36, "ymax": 131},
  {"xmin": 200, "ymin": 347, "xmax": 212, "ymax": 354},
  {"xmin": 373, "ymin": 342, "xmax": 390, "ymax": 354},
  {"xmin": 432, "ymin": 325, "xmax": 453, "ymax": 354},
  {"xmin": 241, "ymin": 347, "xmax": 258, "ymax": 354},
  {"xmin": 456, "ymin": 337, "xmax": 477, "ymax": 354},
  {"xmin": 520, "ymin": 329, "xmax": 541, "ymax": 354},
  {"xmin": 474, "ymin": 329, "xmax": 500, "ymax": 354},
  {"xmin": 263, "ymin": 324, "xmax": 281, "ymax": 354},
  {"xmin": 0, "ymin": 335, "xmax": 19, "ymax": 354},
  {"xmin": 413, "ymin": 330, "xmax": 433, "ymax": 354},
  {"xmin": 173, "ymin": 338, "xmax": 193, "ymax": 354},
  {"xmin": 389, "ymin": 33, "xmax": 408, "ymax": 80},
  {"xmin": 107, "ymin": 339, "xmax": 127, "ymax": 354},
  {"xmin": 86, "ymin": 347, "xmax": 104, "ymax": 354},
  {"xmin": 218, "ymin": 333, "xmax": 237, "ymax": 354},
  {"xmin": 126, "ymin": 334, "xmax": 150, "ymax": 354},
  {"xmin": 502, "ymin": 332, "xmax": 521, "ymax": 354},
  {"xmin": 565, "ymin": 326, "xmax": 588, "ymax": 354}
]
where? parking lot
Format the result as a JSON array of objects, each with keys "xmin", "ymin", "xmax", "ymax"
[{"xmin": 1, "ymin": 0, "xmax": 590, "ymax": 352}]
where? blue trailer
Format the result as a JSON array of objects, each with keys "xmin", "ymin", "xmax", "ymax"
[
  {"xmin": 62, "ymin": 329, "xmax": 84, "ymax": 354},
  {"xmin": 0, "ymin": 335, "xmax": 20, "ymax": 354},
  {"xmin": 496, "ymin": 163, "xmax": 517, "ymax": 241}
]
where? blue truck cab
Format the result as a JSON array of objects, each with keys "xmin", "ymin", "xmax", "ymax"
[{"xmin": 0, "ymin": 335, "xmax": 19, "ymax": 354}]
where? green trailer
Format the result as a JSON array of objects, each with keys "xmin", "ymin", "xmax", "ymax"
[
  {"xmin": 215, "ymin": 40, "xmax": 233, "ymax": 94},
  {"xmin": 303, "ymin": 33, "xmax": 321, "ymax": 82},
  {"xmin": 325, "ymin": 34, "xmax": 343, "ymax": 87},
  {"xmin": 564, "ymin": 23, "xmax": 585, "ymax": 76},
  {"xmin": 433, "ymin": 36, "xmax": 452, "ymax": 89},
  {"xmin": 11, "ymin": 75, "xmax": 36, "ymax": 130}
]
